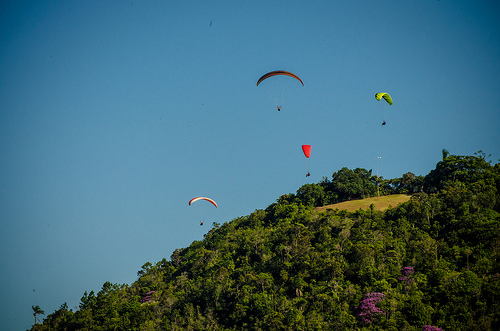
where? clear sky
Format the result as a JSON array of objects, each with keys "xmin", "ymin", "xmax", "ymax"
[{"xmin": 1, "ymin": 1, "xmax": 499, "ymax": 329}]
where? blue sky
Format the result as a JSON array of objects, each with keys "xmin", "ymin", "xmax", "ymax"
[{"xmin": 1, "ymin": 1, "xmax": 499, "ymax": 329}]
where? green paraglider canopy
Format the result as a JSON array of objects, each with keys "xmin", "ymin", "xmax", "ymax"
[{"xmin": 375, "ymin": 92, "xmax": 393, "ymax": 105}]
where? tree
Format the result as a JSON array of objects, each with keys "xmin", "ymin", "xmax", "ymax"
[
  {"xmin": 35, "ymin": 302, "xmax": 74, "ymax": 330},
  {"xmin": 442, "ymin": 149, "xmax": 450, "ymax": 160},
  {"xmin": 329, "ymin": 167, "xmax": 377, "ymax": 202},
  {"xmin": 32, "ymin": 305, "xmax": 45, "ymax": 325},
  {"xmin": 296, "ymin": 183, "xmax": 325, "ymax": 207},
  {"xmin": 423, "ymin": 152, "xmax": 497, "ymax": 194},
  {"xmin": 355, "ymin": 292, "xmax": 386, "ymax": 324}
]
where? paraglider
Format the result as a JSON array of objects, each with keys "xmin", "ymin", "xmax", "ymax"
[
  {"xmin": 302, "ymin": 145, "xmax": 311, "ymax": 177},
  {"xmin": 188, "ymin": 197, "xmax": 218, "ymax": 208},
  {"xmin": 256, "ymin": 70, "xmax": 304, "ymax": 87},
  {"xmin": 375, "ymin": 92, "xmax": 393, "ymax": 125},
  {"xmin": 257, "ymin": 70, "xmax": 303, "ymax": 111},
  {"xmin": 301, "ymin": 145, "xmax": 311, "ymax": 158},
  {"xmin": 375, "ymin": 92, "xmax": 393, "ymax": 105},
  {"xmin": 189, "ymin": 197, "xmax": 217, "ymax": 226}
]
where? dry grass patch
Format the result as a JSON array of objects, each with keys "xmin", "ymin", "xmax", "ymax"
[{"xmin": 315, "ymin": 194, "xmax": 412, "ymax": 213}]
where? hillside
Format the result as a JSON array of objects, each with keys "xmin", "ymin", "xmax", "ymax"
[
  {"xmin": 31, "ymin": 153, "xmax": 500, "ymax": 331},
  {"xmin": 315, "ymin": 194, "xmax": 412, "ymax": 212}
]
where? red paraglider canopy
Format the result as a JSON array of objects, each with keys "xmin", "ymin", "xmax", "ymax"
[
  {"xmin": 256, "ymin": 70, "xmax": 304, "ymax": 86},
  {"xmin": 302, "ymin": 145, "xmax": 311, "ymax": 158}
]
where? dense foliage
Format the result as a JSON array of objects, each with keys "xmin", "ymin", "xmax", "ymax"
[{"xmin": 31, "ymin": 152, "xmax": 500, "ymax": 330}]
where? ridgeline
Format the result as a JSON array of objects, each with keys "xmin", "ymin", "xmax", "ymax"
[{"xmin": 32, "ymin": 152, "xmax": 500, "ymax": 331}]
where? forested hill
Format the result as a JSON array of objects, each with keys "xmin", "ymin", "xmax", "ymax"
[{"xmin": 32, "ymin": 152, "xmax": 500, "ymax": 331}]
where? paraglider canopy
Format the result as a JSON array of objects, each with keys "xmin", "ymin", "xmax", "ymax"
[
  {"xmin": 188, "ymin": 197, "xmax": 218, "ymax": 208},
  {"xmin": 302, "ymin": 145, "xmax": 311, "ymax": 158},
  {"xmin": 257, "ymin": 70, "xmax": 304, "ymax": 86},
  {"xmin": 375, "ymin": 92, "xmax": 393, "ymax": 105}
]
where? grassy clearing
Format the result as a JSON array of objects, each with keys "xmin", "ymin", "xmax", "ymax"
[{"xmin": 315, "ymin": 194, "xmax": 412, "ymax": 213}]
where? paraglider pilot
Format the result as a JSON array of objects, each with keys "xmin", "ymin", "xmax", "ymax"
[
  {"xmin": 306, "ymin": 172, "xmax": 310, "ymax": 177},
  {"xmin": 382, "ymin": 120, "xmax": 386, "ymax": 126}
]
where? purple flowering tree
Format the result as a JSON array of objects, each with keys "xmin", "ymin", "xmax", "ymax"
[
  {"xmin": 355, "ymin": 292, "xmax": 386, "ymax": 324},
  {"xmin": 140, "ymin": 290, "xmax": 157, "ymax": 303},
  {"xmin": 399, "ymin": 266, "xmax": 415, "ymax": 285},
  {"xmin": 423, "ymin": 325, "xmax": 443, "ymax": 331}
]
